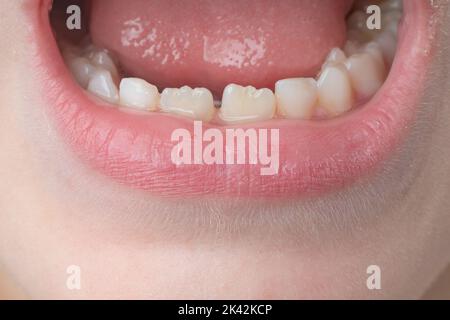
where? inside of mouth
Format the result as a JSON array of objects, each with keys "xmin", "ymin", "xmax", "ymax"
[{"xmin": 51, "ymin": 0, "xmax": 403, "ymax": 124}]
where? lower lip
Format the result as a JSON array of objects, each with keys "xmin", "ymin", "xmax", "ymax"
[{"xmin": 28, "ymin": 0, "xmax": 435, "ymax": 198}]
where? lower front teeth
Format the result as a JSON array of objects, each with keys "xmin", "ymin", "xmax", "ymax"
[
  {"xmin": 160, "ymin": 86, "xmax": 215, "ymax": 122},
  {"xmin": 275, "ymin": 78, "xmax": 318, "ymax": 120},
  {"xmin": 219, "ymin": 84, "xmax": 276, "ymax": 124},
  {"xmin": 62, "ymin": 0, "xmax": 402, "ymax": 124},
  {"xmin": 119, "ymin": 78, "xmax": 160, "ymax": 111}
]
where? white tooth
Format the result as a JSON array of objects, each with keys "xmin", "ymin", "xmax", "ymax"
[
  {"xmin": 345, "ymin": 52, "xmax": 385, "ymax": 99},
  {"xmin": 119, "ymin": 78, "xmax": 160, "ymax": 111},
  {"xmin": 87, "ymin": 70, "xmax": 119, "ymax": 104},
  {"xmin": 320, "ymin": 48, "xmax": 347, "ymax": 74},
  {"xmin": 317, "ymin": 65, "xmax": 353, "ymax": 117},
  {"xmin": 325, "ymin": 48, "xmax": 347, "ymax": 64},
  {"xmin": 375, "ymin": 31, "xmax": 397, "ymax": 65},
  {"xmin": 67, "ymin": 57, "xmax": 96, "ymax": 88},
  {"xmin": 361, "ymin": 42, "xmax": 385, "ymax": 70},
  {"xmin": 160, "ymin": 86, "xmax": 215, "ymax": 121},
  {"xmin": 275, "ymin": 78, "xmax": 318, "ymax": 120},
  {"xmin": 219, "ymin": 84, "xmax": 276, "ymax": 123},
  {"xmin": 89, "ymin": 51, "xmax": 119, "ymax": 80}
]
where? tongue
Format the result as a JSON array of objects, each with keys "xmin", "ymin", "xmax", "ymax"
[{"xmin": 89, "ymin": 0, "xmax": 353, "ymax": 96}]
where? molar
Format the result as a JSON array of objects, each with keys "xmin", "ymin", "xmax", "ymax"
[
  {"xmin": 87, "ymin": 70, "xmax": 119, "ymax": 104},
  {"xmin": 88, "ymin": 51, "xmax": 119, "ymax": 82},
  {"xmin": 67, "ymin": 56, "xmax": 96, "ymax": 88},
  {"xmin": 374, "ymin": 30, "xmax": 397, "ymax": 65}
]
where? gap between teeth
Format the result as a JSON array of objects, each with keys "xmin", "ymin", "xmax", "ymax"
[{"xmin": 61, "ymin": 0, "xmax": 402, "ymax": 124}]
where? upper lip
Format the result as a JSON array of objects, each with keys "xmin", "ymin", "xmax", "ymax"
[{"xmin": 27, "ymin": 0, "xmax": 437, "ymax": 198}]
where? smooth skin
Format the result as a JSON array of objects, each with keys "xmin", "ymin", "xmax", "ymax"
[{"xmin": 0, "ymin": 0, "xmax": 449, "ymax": 299}]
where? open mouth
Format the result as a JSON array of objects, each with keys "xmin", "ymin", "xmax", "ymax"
[{"xmin": 28, "ymin": 0, "xmax": 436, "ymax": 198}]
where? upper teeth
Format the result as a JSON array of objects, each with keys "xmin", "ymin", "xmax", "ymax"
[{"xmin": 62, "ymin": 0, "xmax": 402, "ymax": 123}]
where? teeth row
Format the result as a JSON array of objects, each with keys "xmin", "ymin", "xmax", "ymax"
[{"xmin": 62, "ymin": 0, "xmax": 402, "ymax": 124}]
